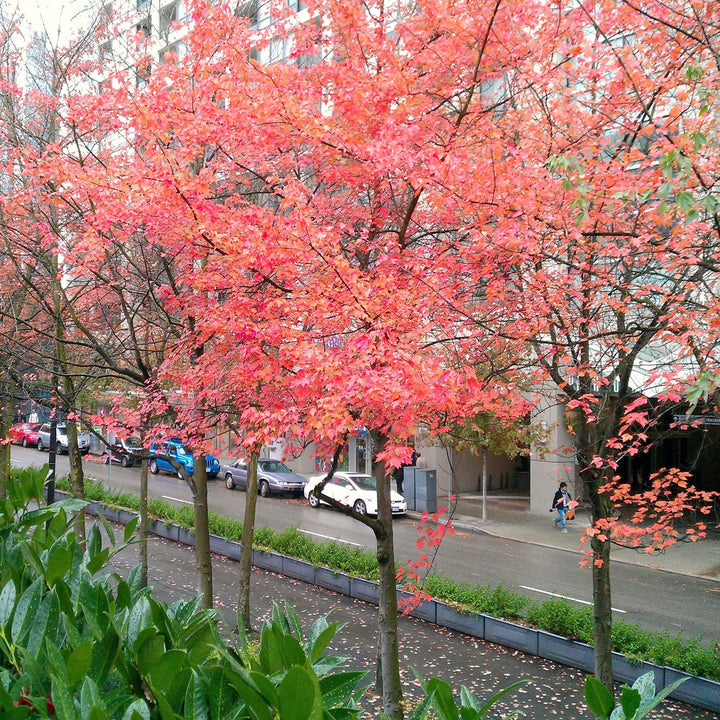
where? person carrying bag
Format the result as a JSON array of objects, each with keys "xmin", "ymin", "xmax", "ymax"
[{"xmin": 549, "ymin": 482, "xmax": 572, "ymax": 533}]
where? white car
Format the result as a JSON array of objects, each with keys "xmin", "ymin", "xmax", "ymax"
[
  {"xmin": 36, "ymin": 422, "xmax": 91, "ymax": 455},
  {"xmin": 304, "ymin": 471, "xmax": 407, "ymax": 516}
]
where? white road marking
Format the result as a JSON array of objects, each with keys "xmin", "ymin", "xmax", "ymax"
[
  {"xmin": 520, "ymin": 585, "xmax": 626, "ymax": 614},
  {"xmin": 299, "ymin": 530, "xmax": 363, "ymax": 547},
  {"xmin": 161, "ymin": 495, "xmax": 193, "ymax": 505}
]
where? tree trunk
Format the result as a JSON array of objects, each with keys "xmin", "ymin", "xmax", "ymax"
[
  {"xmin": 0, "ymin": 382, "xmax": 14, "ymax": 500},
  {"xmin": 592, "ymin": 534, "xmax": 613, "ymax": 690},
  {"xmin": 238, "ymin": 450, "xmax": 259, "ymax": 632},
  {"xmin": 371, "ymin": 431, "xmax": 404, "ymax": 719},
  {"xmin": 139, "ymin": 429, "xmax": 148, "ymax": 588},
  {"xmin": 193, "ymin": 459, "xmax": 213, "ymax": 609},
  {"xmin": 65, "ymin": 416, "xmax": 86, "ymax": 546}
]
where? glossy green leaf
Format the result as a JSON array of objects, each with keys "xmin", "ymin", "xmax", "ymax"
[
  {"xmin": 0, "ymin": 581, "xmax": 16, "ymax": 630},
  {"xmin": 309, "ymin": 621, "xmax": 339, "ymax": 664},
  {"xmin": 27, "ymin": 589, "xmax": 60, "ymax": 659},
  {"xmin": 183, "ymin": 671, "xmax": 208, "ymax": 720},
  {"xmin": 66, "ymin": 640, "xmax": 93, "ymax": 687},
  {"xmin": 278, "ymin": 665, "xmax": 322, "ymax": 720},
  {"xmin": 149, "ymin": 649, "xmax": 188, "ymax": 692},
  {"xmin": 318, "ymin": 671, "xmax": 368, "ymax": 708},
  {"xmin": 11, "ymin": 579, "xmax": 42, "ymax": 645},
  {"xmin": 585, "ymin": 675, "xmax": 615, "ymax": 719},
  {"xmin": 52, "ymin": 674, "xmax": 81, "ymax": 720},
  {"xmin": 121, "ymin": 699, "xmax": 151, "ymax": 720},
  {"xmin": 426, "ymin": 677, "xmax": 459, "ymax": 720}
]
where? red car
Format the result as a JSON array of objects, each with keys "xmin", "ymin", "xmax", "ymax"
[{"xmin": 9, "ymin": 422, "xmax": 41, "ymax": 447}]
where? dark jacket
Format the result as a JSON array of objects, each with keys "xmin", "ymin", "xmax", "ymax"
[{"xmin": 551, "ymin": 488, "xmax": 571, "ymax": 511}]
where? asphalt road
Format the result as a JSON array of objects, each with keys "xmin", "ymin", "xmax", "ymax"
[{"xmin": 14, "ymin": 446, "xmax": 720, "ymax": 644}]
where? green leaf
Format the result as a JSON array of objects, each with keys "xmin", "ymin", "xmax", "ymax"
[
  {"xmin": 89, "ymin": 628, "xmax": 120, "ymax": 684},
  {"xmin": 278, "ymin": 665, "xmax": 322, "ymax": 720},
  {"xmin": 121, "ymin": 700, "xmax": 151, "ymax": 720},
  {"xmin": 426, "ymin": 677, "xmax": 459, "ymax": 720},
  {"xmin": 136, "ymin": 634, "xmax": 166, "ymax": 676},
  {"xmin": 124, "ymin": 516, "xmax": 139, "ymax": 544},
  {"xmin": 0, "ymin": 581, "xmax": 17, "ymax": 630},
  {"xmin": 149, "ymin": 649, "xmax": 188, "ymax": 692},
  {"xmin": 318, "ymin": 671, "xmax": 369, "ymax": 708},
  {"xmin": 619, "ymin": 687, "xmax": 641, "ymax": 720},
  {"xmin": 11, "ymin": 579, "xmax": 42, "ymax": 645},
  {"xmin": 79, "ymin": 677, "xmax": 110, "ymax": 720},
  {"xmin": 67, "ymin": 640, "xmax": 93, "ymax": 687},
  {"xmin": 27, "ymin": 589, "xmax": 60, "ymax": 659},
  {"xmin": 585, "ymin": 675, "xmax": 615, "ymax": 719},
  {"xmin": 183, "ymin": 671, "xmax": 208, "ymax": 720},
  {"xmin": 309, "ymin": 621, "xmax": 339, "ymax": 664},
  {"xmin": 52, "ymin": 674, "xmax": 81, "ymax": 720}
]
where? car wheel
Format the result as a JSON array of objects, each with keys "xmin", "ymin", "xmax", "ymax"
[
  {"xmin": 21, "ymin": 437, "xmax": 27, "ymax": 448},
  {"xmin": 308, "ymin": 493, "xmax": 320, "ymax": 508},
  {"xmin": 259, "ymin": 480, "xmax": 270, "ymax": 498},
  {"xmin": 225, "ymin": 473, "xmax": 235, "ymax": 490},
  {"xmin": 37, "ymin": 439, "xmax": 44, "ymax": 452},
  {"xmin": 353, "ymin": 499, "xmax": 368, "ymax": 515},
  {"xmin": 121, "ymin": 456, "xmax": 129, "ymax": 468},
  {"xmin": 149, "ymin": 459, "xmax": 159, "ymax": 474}
]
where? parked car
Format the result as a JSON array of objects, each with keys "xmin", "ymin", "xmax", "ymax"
[
  {"xmin": 102, "ymin": 436, "xmax": 143, "ymax": 467},
  {"xmin": 36, "ymin": 422, "xmax": 91, "ymax": 455},
  {"xmin": 223, "ymin": 458, "xmax": 307, "ymax": 497},
  {"xmin": 148, "ymin": 438, "xmax": 220, "ymax": 479},
  {"xmin": 9, "ymin": 422, "xmax": 41, "ymax": 447},
  {"xmin": 304, "ymin": 471, "xmax": 407, "ymax": 516}
]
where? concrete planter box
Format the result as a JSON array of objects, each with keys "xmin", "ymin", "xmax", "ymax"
[
  {"xmin": 612, "ymin": 653, "xmax": 664, "ymax": 687},
  {"xmin": 436, "ymin": 603, "xmax": 485, "ymax": 639},
  {"xmin": 316, "ymin": 567, "xmax": 351, "ymax": 595},
  {"xmin": 485, "ymin": 617, "xmax": 538, "ymax": 656},
  {"xmin": 253, "ymin": 549, "xmax": 284, "ymax": 572},
  {"xmin": 282, "ymin": 557, "xmax": 315, "ymax": 583},
  {"xmin": 209, "ymin": 535, "xmax": 236, "ymax": 557},
  {"xmin": 177, "ymin": 527, "xmax": 196, "ymax": 547},
  {"xmin": 222, "ymin": 539, "xmax": 243, "ymax": 562},
  {"xmin": 350, "ymin": 577, "xmax": 380, "ymax": 605},
  {"xmin": 84, "ymin": 501, "xmax": 100, "ymax": 516},
  {"xmin": 397, "ymin": 590, "xmax": 438, "ymax": 623},
  {"xmin": 117, "ymin": 509, "xmax": 138, "ymax": 526},
  {"xmin": 664, "ymin": 668, "xmax": 720, "ymax": 713},
  {"xmin": 98, "ymin": 507, "xmax": 121, "ymax": 523},
  {"xmin": 148, "ymin": 520, "xmax": 180, "ymax": 542},
  {"xmin": 538, "ymin": 631, "xmax": 594, "ymax": 673}
]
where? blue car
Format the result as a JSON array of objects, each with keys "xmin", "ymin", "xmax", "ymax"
[{"xmin": 148, "ymin": 438, "xmax": 220, "ymax": 479}]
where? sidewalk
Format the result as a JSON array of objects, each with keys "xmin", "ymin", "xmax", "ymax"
[{"xmin": 423, "ymin": 493, "xmax": 720, "ymax": 582}]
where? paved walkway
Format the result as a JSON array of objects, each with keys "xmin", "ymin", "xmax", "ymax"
[{"xmin": 429, "ymin": 493, "xmax": 720, "ymax": 581}]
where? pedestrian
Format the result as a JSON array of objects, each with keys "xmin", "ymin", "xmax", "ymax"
[
  {"xmin": 550, "ymin": 482, "xmax": 572, "ymax": 533},
  {"xmin": 392, "ymin": 465, "xmax": 404, "ymax": 495}
]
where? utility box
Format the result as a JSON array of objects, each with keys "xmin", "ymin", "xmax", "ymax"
[{"xmin": 403, "ymin": 468, "xmax": 437, "ymax": 513}]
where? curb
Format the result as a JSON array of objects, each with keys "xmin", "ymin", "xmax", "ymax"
[{"xmin": 76, "ymin": 497, "xmax": 720, "ymax": 714}]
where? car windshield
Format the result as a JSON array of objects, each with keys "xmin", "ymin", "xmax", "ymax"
[
  {"xmin": 352, "ymin": 474, "xmax": 377, "ymax": 491},
  {"xmin": 260, "ymin": 461, "xmax": 291, "ymax": 473}
]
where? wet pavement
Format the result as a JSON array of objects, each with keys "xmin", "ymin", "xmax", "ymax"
[
  {"xmin": 107, "ymin": 529, "xmax": 720, "ymax": 720},
  {"xmin": 441, "ymin": 493, "xmax": 720, "ymax": 581}
]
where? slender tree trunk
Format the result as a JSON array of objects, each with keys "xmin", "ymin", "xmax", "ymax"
[
  {"xmin": 139, "ymin": 429, "xmax": 148, "ymax": 588},
  {"xmin": 0, "ymin": 380, "xmax": 14, "ymax": 500},
  {"xmin": 65, "ymin": 414, "xmax": 86, "ymax": 546},
  {"xmin": 592, "ymin": 535, "xmax": 613, "ymax": 689},
  {"xmin": 371, "ymin": 431, "xmax": 403, "ymax": 719},
  {"xmin": 238, "ymin": 450, "xmax": 259, "ymax": 632},
  {"xmin": 193, "ymin": 459, "xmax": 213, "ymax": 609}
]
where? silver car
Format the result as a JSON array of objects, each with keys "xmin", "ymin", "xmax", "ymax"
[
  {"xmin": 223, "ymin": 458, "xmax": 307, "ymax": 497},
  {"xmin": 37, "ymin": 422, "xmax": 91, "ymax": 455}
]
